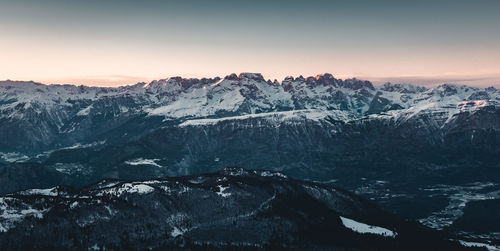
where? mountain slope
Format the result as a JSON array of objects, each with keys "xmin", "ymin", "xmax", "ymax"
[{"xmin": 0, "ymin": 167, "xmax": 476, "ymax": 250}]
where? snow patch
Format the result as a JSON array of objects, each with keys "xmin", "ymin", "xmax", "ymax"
[
  {"xmin": 76, "ymin": 104, "xmax": 93, "ymax": 116},
  {"xmin": 459, "ymin": 240, "xmax": 500, "ymax": 251},
  {"xmin": 340, "ymin": 216, "xmax": 396, "ymax": 238},
  {"xmin": 60, "ymin": 140, "xmax": 106, "ymax": 150},
  {"xmin": 128, "ymin": 184, "xmax": 155, "ymax": 194},
  {"xmin": 0, "ymin": 152, "xmax": 29, "ymax": 162},
  {"xmin": 0, "ymin": 198, "xmax": 50, "ymax": 232},
  {"xmin": 419, "ymin": 182, "xmax": 500, "ymax": 230},
  {"xmin": 259, "ymin": 171, "xmax": 287, "ymax": 179},
  {"xmin": 124, "ymin": 158, "xmax": 162, "ymax": 168},
  {"xmin": 216, "ymin": 185, "xmax": 231, "ymax": 198},
  {"xmin": 19, "ymin": 188, "xmax": 59, "ymax": 196},
  {"xmin": 458, "ymin": 100, "xmax": 489, "ymax": 112},
  {"xmin": 170, "ymin": 226, "xmax": 186, "ymax": 238},
  {"xmin": 97, "ymin": 183, "xmax": 155, "ymax": 196},
  {"xmin": 178, "ymin": 110, "xmax": 348, "ymax": 127},
  {"xmin": 69, "ymin": 201, "xmax": 79, "ymax": 209}
]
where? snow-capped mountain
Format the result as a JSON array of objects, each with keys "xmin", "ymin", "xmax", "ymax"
[
  {"xmin": 1, "ymin": 73, "xmax": 499, "ymax": 246},
  {"xmin": 0, "ymin": 73, "xmax": 498, "ymax": 156},
  {"xmin": 0, "ymin": 167, "xmax": 475, "ymax": 250}
]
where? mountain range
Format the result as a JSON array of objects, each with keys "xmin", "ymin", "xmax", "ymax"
[
  {"xmin": 1, "ymin": 73, "xmax": 498, "ymax": 155},
  {"xmin": 0, "ymin": 73, "xmax": 499, "ymax": 248}
]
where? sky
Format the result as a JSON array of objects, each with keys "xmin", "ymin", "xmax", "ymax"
[{"xmin": 1, "ymin": 0, "xmax": 499, "ymax": 87}]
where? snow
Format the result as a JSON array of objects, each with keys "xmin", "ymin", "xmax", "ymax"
[
  {"xmin": 170, "ymin": 226, "xmax": 185, "ymax": 238},
  {"xmin": 76, "ymin": 104, "xmax": 93, "ymax": 116},
  {"xmin": 128, "ymin": 184, "xmax": 155, "ymax": 194},
  {"xmin": 19, "ymin": 188, "xmax": 59, "ymax": 196},
  {"xmin": 69, "ymin": 201, "xmax": 79, "ymax": 209},
  {"xmin": 89, "ymin": 244, "xmax": 100, "ymax": 251},
  {"xmin": 458, "ymin": 100, "xmax": 489, "ymax": 112},
  {"xmin": 96, "ymin": 183, "xmax": 155, "ymax": 196},
  {"xmin": 210, "ymin": 78, "xmax": 224, "ymax": 87},
  {"xmin": 124, "ymin": 158, "xmax": 162, "ymax": 168},
  {"xmin": 216, "ymin": 185, "xmax": 231, "ymax": 198},
  {"xmin": 54, "ymin": 163, "xmax": 89, "ymax": 175},
  {"xmin": 0, "ymin": 208, "xmax": 47, "ymax": 231},
  {"xmin": 222, "ymin": 168, "xmax": 248, "ymax": 176},
  {"xmin": 339, "ymin": 216, "xmax": 397, "ymax": 237},
  {"xmin": 178, "ymin": 109, "xmax": 352, "ymax": 127},
  {"xmin": 459, "ymin": 240, "xmax": 500, "ymax": 251},
  {"xmin": 418, "ymin": 182, "xmax": 500, "ymax": 230},
  {"xmin": 0, "ymin": 197, "xmax": 50, "ymax": 232},
  {"xmin": 0, "ymin": 152, "xmax": 29, "ymax": 162},
  {"xmin": 60, "ymin": 140, "xmax": 106, "ymax": 150},
  {"xmin": 147, "ymin": 87, "xmax": 209, "ymax": 118},
  {"xmin": 1, "ymin": 75, "xmax": 498, "ymax": 133},
  {"xmin": 148, "ymin": 77, "xmax": 286, "ymax": 119},
  {"xmin": 0, "ymin": 80, "xmax": 145, "ymax": 120},
  {"xmin": 188, "ymin": 176, "xmax": 207, "ymax": 184},
  {"xmin": 93, "ymin": 181, "xmax": 120, "ymax": 189},
  {"xmin": 259, "ymin": 171, "xmax": 287, "ymax": 179}
]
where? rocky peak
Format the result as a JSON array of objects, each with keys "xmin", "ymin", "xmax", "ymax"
[
  {"xmin": 0, "ymin": 81, "xmax": 43, "ymax": 91},
  {"xmin": 283, "ymin": 76, "xmax": 295, "ymax": 82},
  {"xmin": 296, "ymin": 75, "xmax": 306, "ymax": 82},
  {"xmin": 340, "ymin": 78, "xmax": 375, "ymax": 91},
  {"xmin": 223, "ymin": 73, "xmax": 239, "ymax": 80},
  {"xmin": 485, "ymin": 86, "xmax": 497, "ymax": 92},
  {"xmin": 381, "ymin": 83, "xmax": 427, "ymax": 94},
  {"xmin": 314, "ymin": 73, "xmax": 338, "ymax": 86},
  {"xmin": 144, "ymin": 79, "xmax": 167, "ymax": 88},
  {"xmin": 435, "ymin": 84, "xmax": 459, "ymax": 96},
  {"xmin": 237, "ymin": 72, "xmax": 265, "ymax": 82},
  {"xmin": 145, "ymin": 76, "xmax": 221, "ymax": 91}
]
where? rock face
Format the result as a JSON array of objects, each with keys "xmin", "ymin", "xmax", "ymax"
[{"xmin": 0, "ymin": 167, "xmax": 469, "ymax": 250}]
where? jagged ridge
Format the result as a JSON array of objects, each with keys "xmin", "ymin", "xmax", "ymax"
[{"xmin": 1, "ymin": 73, "xmax": 498, "ymax": 155}]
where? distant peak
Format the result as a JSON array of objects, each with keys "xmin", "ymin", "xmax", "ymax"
[
  {"xmin": 222, "ymin": 73, "xmax": 265, "ymax": 82},
  {"xmin": 145, "ymin": 76, "xmax": 220, "ymax": 89},
  {"xmin": 168, "ymin": 76, "xmax": 184, "ymax": 82},
  {"xmin": 0, "ymin": 80, "xmax": 42, "ymax": 87},
  {"xmin": 224, "ymin": 73, "xmax": 239, "ymax": 80},
  {"xmin": 315, "ymin": 73, "xmax": 335, "ymax": 80},
  {"xmin": 238, "ymin": 72, "xmax": 265, "ymax": 81}
]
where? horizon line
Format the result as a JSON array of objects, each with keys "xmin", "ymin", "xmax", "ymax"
[{"xmin": 2, "ymin": 72, "xmax": 499, "ymax": 89}]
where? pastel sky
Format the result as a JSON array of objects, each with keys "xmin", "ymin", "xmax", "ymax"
[{"xmin": 1, "ymin": 0, "xmax": 499, "ymax": 87}]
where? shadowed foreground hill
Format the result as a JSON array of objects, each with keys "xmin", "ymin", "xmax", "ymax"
[{"xmin": 0, "ymin": 167, "xmax": 478, "ymax": 250}]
